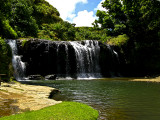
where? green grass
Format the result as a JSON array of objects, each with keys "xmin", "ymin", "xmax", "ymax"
[{"xmin": 0, "ymin": 102, "xmax": 99, "ymax": 120}]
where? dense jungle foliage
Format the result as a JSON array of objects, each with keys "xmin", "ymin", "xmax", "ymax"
[
  {"xmin": 93, "ymin": 0, "xmax": 160, "ymax": 76},
  {"xmin": 0, "ymin": 0, "xmax": 109, "ymax": 41},
  {"xmin": 0, "ymin": 0, "xmax": 160, "ymax": 79},
  {"xmin": 0, "ymin": 37, "xmax": 13, "ymax": 81}
]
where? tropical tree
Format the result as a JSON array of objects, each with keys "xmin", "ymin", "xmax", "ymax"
[
  {"xmin": 94, "ymin": 0, "xmax": 160, "ymax": 75},
  {"xmin": 94, "ymin": 0, "xmax": 160, "ymax": 43},
  {"xmin": 10, "ymin": 0, "xmax": 38, "ymax": 37},
  {"xmin": 0, "ymin": 0, "xmax": 17, "ymax": 38},
  {"xmin": 33, "ymin": 0, "xmax": 62, "ymax": 26},
  {"xmin": 38, "ymin": 21, "xmax": 76, "ymax": 41}
]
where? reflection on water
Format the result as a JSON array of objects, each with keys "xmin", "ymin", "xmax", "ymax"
[
  {"xmin": 22, "ymin": 79, "xmax": 160, "ymax": 120},
  {"xmin": 0, "ymin": 99, "xmax": 20, "ymax": 117}
]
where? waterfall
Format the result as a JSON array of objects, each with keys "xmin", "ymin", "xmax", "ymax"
[
  {"xmin": 64, "ymin": 44, "xmax": 69, "ymax": 77},
  {"xmin": 7, "ymin": 40, "xmax": 26, "ymax": 80},
  {"xmin": 105, "ymin": 45, "xmax": 121, "ymax": 77},
  {"xmin": 7, "ymin": 39, "xmax": 121, "ymax": 80},
  {"xmin": 70, "ymin": 40, "xmax": 101, "ymax": 79},
  {"xmin": 56, "ymin": 42, "xmax": 70, "ymax": 78}
]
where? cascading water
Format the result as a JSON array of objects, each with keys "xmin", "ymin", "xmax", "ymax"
[
  {"xmin": 103, "ymin": 44, "xmax": 121, "ymax": 77},
  {"xmin": 70, "ymin": 40, "xmax": 101, "ymax": 78},
  {"xmin": 7, "ymin": 40, "xmax": 26, "ymax": 80},
  {"xmin": 56, "ymin": 42, "xmax": 70, "ymax": 78},
  {"xmin": 8, "ymin": 39, "xmax": 121, "ymax": 80},
  {"xmin": 64, "ymin": 44, "xmax": 69, "ymax": 77}
]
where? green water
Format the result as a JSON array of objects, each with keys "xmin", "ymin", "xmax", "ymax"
[{"xmin": 22, "ymin": 79, "xmax": 160, "ymax": 120}]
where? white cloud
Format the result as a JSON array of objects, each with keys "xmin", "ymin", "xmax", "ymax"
[
  {"xmin": 68, "ymin": 14, "xmax": 76, "ymax": 20},
  {"xmin": 94, "ymin": 0, "xmax": 106, "ymax": 11},
  {"xmin": 45, "ymin": 0, "xmax": 88, "ymax": 20},
  {"xmin": 72, "ymin": 10, "xmax": 96, "ymax": 27}
]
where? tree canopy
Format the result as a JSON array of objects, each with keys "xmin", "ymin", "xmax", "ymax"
[
  {"xmin": 93, "ymin": 0, "xmax": 160, "ymax": 76},
  {"xmin": 0, "ymin": 0, "xmax": 62, "ymax": 39},
  {"xmin": 94, "ymin": 0, "xmax": 160, "ymax": 43}
]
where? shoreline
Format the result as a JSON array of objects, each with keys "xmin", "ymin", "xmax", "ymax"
[
  {"xmin": 0, "ymin": 82, "xmax": 61, "ymax": 117},
  {"xmin": 130, "ymin": 77, "xmax": 160, "ymax": 82},
  {"xmin": 99, "ymin": 76, "xmax": 160, "ymax": 82}
]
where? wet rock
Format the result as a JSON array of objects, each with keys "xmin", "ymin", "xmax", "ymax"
[
  {"xmin": 17, "ymin": 39, "xmax": 123, "ymax": 78},
  {"xmin": 49, "ymin": 89, "xmax": 61, "ymax": 99},
  {"xmin": 45, "ymin": 74, "xmax": 57, "ymax": 80},
  {"xmin": 28, "ymin": 75, "xmax": 44, "ymax": 80}
]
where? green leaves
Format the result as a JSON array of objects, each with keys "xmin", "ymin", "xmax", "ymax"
[
  {"xmin": 107, "ymin": 34, "xmax": 129, "ymax": 46},
  {"xmin": 0, "ymin": 38, "xmax": 13, "ymax": 79},
  {"xmin": 0, "ymin": 13, "xmax": 17, "ymax": 39},
  {"xmin": 10, "ymin": 0, "xmax": 38, "ymax": 37},
  {"xmin": 38, "ymin": 22, "xmax": 76, "ymax": 41},
  {"xmin": 33, "ymin": 0, "xmax": 61, "ymax": 26},
  {"xmin": 0, "ymin": 0, "xmax": 17, "ymax": 38},
  {"xmin": 0, "ymin": 0, "xmax": 62, "ymax": 39},
  {"xmin": 95, "ymin": 0, "xmax": 160, "ymax": 42},
  {"xmin": 95, "ymin": 0, "xmax": 127, "ymax": 36}
]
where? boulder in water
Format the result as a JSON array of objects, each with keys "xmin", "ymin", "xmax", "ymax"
[
  {"xmin": 45, "ymin": 74, "xmax": 57, "ymax": 80},
  {"xmin": 28, "ymin": 75, "xmax": 44, "ymax": 80},
  {"xmin": 49, "ymin": 89, "xmax": 61, "ymax": 99}
]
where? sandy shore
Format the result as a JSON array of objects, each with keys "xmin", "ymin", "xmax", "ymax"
[
  {"xmin": 130, "ymin": 76, "xmax": 160, "ymax": 82},
  {"xmin": 0, "ymin": 82, "xmax": 61, "ymax": 116}
]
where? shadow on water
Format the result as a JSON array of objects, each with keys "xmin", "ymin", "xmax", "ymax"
[{"xmin": 21, "ymin": 79, "xmax": 160, "ymax": 120}]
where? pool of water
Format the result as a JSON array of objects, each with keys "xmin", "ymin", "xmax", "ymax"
[{"xmin": 22, "ymin": 79, "xmax": 160, "ymax": 120}]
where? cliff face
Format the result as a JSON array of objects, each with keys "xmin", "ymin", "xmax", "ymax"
[
  {"xmin": 15, "ymin": 39, "xmax": 123, "ymax": 78},
  {"xmin": 20, "ymin": 39, "xmax": 77, "ymax": 77}
]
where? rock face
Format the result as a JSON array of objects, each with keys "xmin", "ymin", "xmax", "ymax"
[
  {"xmin": 98, "ymin": 42, "xmax": 123, "ymax": 77},
  {"xmin": 15, "ymin": 39, "xmax": 123, "ymax": 79}
]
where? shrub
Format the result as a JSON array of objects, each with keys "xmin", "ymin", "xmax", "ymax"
[
  {"xmin": 0, "ymin": 38, "xmax": 13, "ymax": 81},
  {"xmin": 21, "ymin": 40, "xmax": 28, "ymax": 47},
  {"xmin": 107, "ymin": 34, "xmax": 129, "ymax": 46}
]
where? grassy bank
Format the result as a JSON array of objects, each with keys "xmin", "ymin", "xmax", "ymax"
[{"xmin": 0, "ymin": 102, "xmax": 99, "ymax": 120}]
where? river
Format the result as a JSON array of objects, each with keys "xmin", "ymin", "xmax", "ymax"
[{"xmin": 22, "ymin": 78, "xmax": 160, "ymax": 120}]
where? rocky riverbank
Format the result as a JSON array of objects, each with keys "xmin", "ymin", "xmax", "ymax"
[{"xmin": 0, "ymin": 82, "xmax": 61, "ymax": 117}]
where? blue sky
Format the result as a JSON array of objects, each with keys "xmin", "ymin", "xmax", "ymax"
[
  {"xmin": 75, "ymin": 0, "xmax": 101, "ymax": 14},
  {"xmin": 45, "ymin": 0, "xmax": 106, "ymax": 27}
]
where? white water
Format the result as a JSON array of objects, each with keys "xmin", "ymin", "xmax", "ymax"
[
  {"xmin": 64, "ymin": 44, "xmax": 69, "ymax": 76},
  {"xmin": 70, "ymin": 40, "xmax": 102, "ymax": 79},
  {"xmin": 7, "ymin": 40, "xmax": 26, "ymax": 80},
  {"xmin": 8, "ymin": 40, "xmax": 120, "ymax": 80}
]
